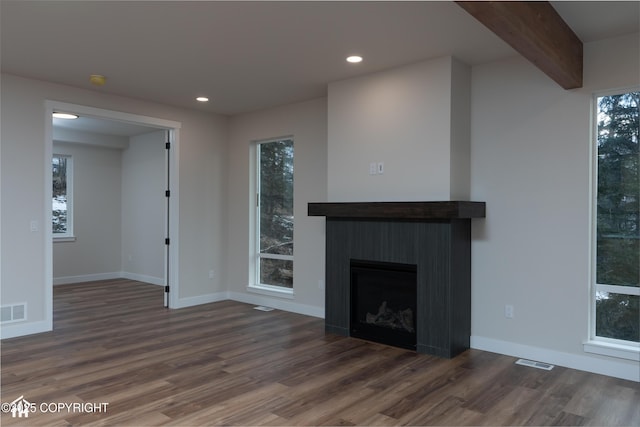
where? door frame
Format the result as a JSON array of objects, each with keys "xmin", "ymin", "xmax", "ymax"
[{"xmin": 44, "ymin": 101, "xmax": 182, "ymax": 321}]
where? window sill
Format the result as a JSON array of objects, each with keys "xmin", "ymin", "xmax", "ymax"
[
  {"xmin": 53, "ymin": 236, "xmax": 76, "ymax": 243},
  {"xmin": 583, "ymin": 340, "xmax": 640, "ymax": 361},
  {"xmin": 247, "ymin": 284, "xmax": 294, "ymax": 300}
]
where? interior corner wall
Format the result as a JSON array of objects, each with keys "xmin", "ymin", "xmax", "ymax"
[
  {"xmin": 469, "ymin": 33, "xmax": 639, "ymax": 380},
  {"xmin": 449, "ymin": 58, "xmax": 471, "ymax": 200},
  {"xmin": 327, "ymin": 56, "xmax": 454, "ymax": 202},
  {"xmin": 52, "ymin": 141, "xmax": 123, "ymax": 281},
  {"xmin": 226, "ymin": 97, "xmax": 327, "ymax": 315},
  {"xmin": 121, "ymin": 130, "xmax": 166, "ymax": 285}
]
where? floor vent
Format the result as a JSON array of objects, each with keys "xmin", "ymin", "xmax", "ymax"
[
  {"xmin": 1, "ymin": 303, "xmax": 27, "ymax": 323},
  {"xmin": 253, "ymin": 306, "xmax": 275, "ymax": 312},
  {"xmin": 515, "ymin": 358, "xmax": 554, "ymax": 371}
]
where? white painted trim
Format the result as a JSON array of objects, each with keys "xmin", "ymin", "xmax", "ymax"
[
  {"xmin": 172, "ymin": 292, "xmax": 229, "ymax": 309},
  {"xmin": 121, "ymin": 272, "xmax": 164, "ymax": 286},
  {"xmin": 167, "ymin": 127, "xmax": 180, "ymax": 310},
  {"xmin": 44, "ymin": 103, "xmax": 54, "ymax": 340},
  {"xmin": 595, "ymin": 284, "xmax": 640, "ymax": 296},
  {"xmin": 228, "ymin": 291, "xmax": 324, "ymax": 319},
  {"xmin": 247, "ymin": 284, "xmax": 295, "ymax": 299},
  {"xmin": 53, "ymin": 236, "xmax": 77, "ymax": 243},
  {"xmin": 471, "ymin": 335, "xmax": 640, "ymax": 382},
  {"xmin": 584, "ymin": 340, "xmax": 640, "ymax": 361},
  {"xmin": 53, "ymin": 272, "xmax": 122, "ymax": 286},
  {"xmin": 48, "ymin": 101, "xmax": 182, "ymax": 130},
  {"xmin": 0, "ymin": 319, "xmax": 51, "ymax": 340}
]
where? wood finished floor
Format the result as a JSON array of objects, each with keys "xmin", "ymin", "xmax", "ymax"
[{"xmin": 1, "ymin": 280, "xmax": 638, "ymax": 426}]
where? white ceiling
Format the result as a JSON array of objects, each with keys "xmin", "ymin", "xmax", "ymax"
[{"xmin": 2, "ymin": 1, "xmax": 639, "ymax": 133}]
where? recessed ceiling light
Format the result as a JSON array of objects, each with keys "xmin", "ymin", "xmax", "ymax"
[
  {"xmin": 196, "ymin": 97, "xmax": 209, "ymax": 102},
  {"xmin": 52, "ymin": 112, "xmax": 79, "ymax": 120},
  {"xmin": 346, "ymin": 55, "xmax": 363, "ymax": 63}
]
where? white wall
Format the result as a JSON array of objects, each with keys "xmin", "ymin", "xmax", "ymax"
[
  {"xmin": 1, "ymin": 73, "xmax": 228, "ymax": 337},
  {"xmin": 327, "ymin": 56, "xmax": 470, "ymax": 202},
  {"xmin": 450, "ymin": 58, "xmax": 471, "ymax": 200},
  {"xmin": 470, "ymin": 33, "xmax": 639, "ymax": 381},
  {"xmin": 226, "ymin": 98, "xmax": 327, "ymax": 316},
  {"xmin": 121, "ymin": 130, "xmax": 166, "ymax": 284},
  {"xmin": 52, "ymin": 141, "xmax": 123, "ymax": 281}
]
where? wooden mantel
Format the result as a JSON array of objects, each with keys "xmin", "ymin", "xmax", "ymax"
[{"xmin": 308, "ymin": 201, "xmax": 486, "ymax": 220}]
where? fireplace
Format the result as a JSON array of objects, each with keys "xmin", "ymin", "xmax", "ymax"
[
  {"xmin": 350, "ymin": 260, "xmax": 417, "ymax": 350},
  {"xmin": 308, "ymin": 201, "xmax": 486, "ymax": 358}
]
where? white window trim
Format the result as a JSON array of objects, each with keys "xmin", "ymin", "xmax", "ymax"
[
  {"xmin": 53, "ymin": 236, "xmax": 76, "ymax": 243},
  {"xmin": 246, "ymin": 283, "xmax": 295, "ymax": 299},
  {"xmin": 52, "ymin": 154, "xmax": 74, "ymax": 241},
  {"xmin": 583, "ymin": 340, "xmax": 640, "ymax": 361},
  {"xmin": 250, "ymin": 137, "xmax": 295, "ymax": 294},
  {"xmin": 587, "ymin": 88, "xmax": 640, "ymax": 359}
]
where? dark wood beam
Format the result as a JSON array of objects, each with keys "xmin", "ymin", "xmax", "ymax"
[{"xmin": 456, "ymin": 1, "xmax": 583, "ymax": 89}]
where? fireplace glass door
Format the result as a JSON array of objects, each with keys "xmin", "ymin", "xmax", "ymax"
[{"xmin": 350, "ymin": 260, "xmax": 417, "ymax": 350}]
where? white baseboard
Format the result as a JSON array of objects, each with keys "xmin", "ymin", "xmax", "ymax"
[
  {"xmin": 1, "ymin": 319, "xmax": 52, "ymax": 340},
  {"xmin": 120, "ymin": 272, "xmax": 164, "ymax": 286},
  {"xmin": 165, "ymin": 289, "xmax": 324, "ymax": 318},
  {"xmin": 227, "ymin": 291, "xmax": 325, "ymax": 319},
  {"xmin": 53, "ymin": 272, "xmax": 122, "ymax": 285},
  {"xmin": 471, "ymin": 335, "xmax": 640, "ymax": 382},
  {"xmin": 172, "ymin": 291, "xmax": 229, "ymax": 309},
  {"xmin": 53, "ymin": 272, "xmax": 164, "ymax": 286}
]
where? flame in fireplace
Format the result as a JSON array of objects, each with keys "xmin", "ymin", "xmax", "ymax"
[{"xmin": 365, "ymin": 301, "xmax": 415, "ymax": 333}]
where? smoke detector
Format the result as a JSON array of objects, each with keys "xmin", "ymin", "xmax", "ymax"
[{"xmin": 90, "ymin": 74, "xmax": 106, "ymax": 86}]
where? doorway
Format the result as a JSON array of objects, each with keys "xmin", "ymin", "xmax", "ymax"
[{"xmin": 44, "ymin": 101, "xmax": 181, "ymax": 322}]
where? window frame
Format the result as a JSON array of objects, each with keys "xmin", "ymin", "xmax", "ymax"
[
  {"xmin": 251, "ymin": 137, "xmax": 294, "ymax": 295},
  {"xmin": 586, "ymin": 88, "xmax": 640, "ymax": 359},
  {"xmin": 52, "ymin": 153, "xmax": 74, "ymax": 242}
]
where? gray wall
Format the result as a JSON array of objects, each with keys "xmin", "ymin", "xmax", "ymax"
[
  {"xmin": 226, "ymin": 97, "xmax": 327, "ymax": 315},
  {"xmin": 121, "ymin": 131, "xmax": 166, "ymax": 284},
  {"xmin": 52, "ymin": 130, "xmax": 166, "ymax": 285},
  {"xmin": 327, "ymin": 56, "xmax": 470, "ymax": 202},
  {"xmin": 469, "ymin": 33, "xmax": 639, "ymax": 379},
  {"xmin": 52, "ymin": 141, "xmax": 123, "ymax": 280}
]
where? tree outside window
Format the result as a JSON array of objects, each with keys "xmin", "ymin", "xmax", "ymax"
[
  {"xmin": 52, "ymin": 154, "xmax": 73, "ymax": 238},
  {"xmin": 256, "ymin": 139, "xmax": 294, "ymax": 289},
  {"xmin": 594, "ymin": 90, "xmax": 639, "ymax": 343}
]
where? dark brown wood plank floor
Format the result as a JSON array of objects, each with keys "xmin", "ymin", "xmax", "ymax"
[{"xmin": 1, "ymin": 279, "xmax": 638, "ymax": 426}]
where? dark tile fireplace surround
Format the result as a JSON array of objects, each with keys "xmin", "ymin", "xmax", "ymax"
[{"xmin": 308, "ymin": 201, "xmax": 486, "ymax": 358}]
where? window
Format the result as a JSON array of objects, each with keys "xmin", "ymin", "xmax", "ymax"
[
  {"xmin": 52, "ymin": 154, "xmax": 73, "ymax": 239},
  {"xmin": 593, "ymin": 90, "xmax": 639, "ymax": 345},
  {"xmin": 255, "ymin": 138, "xmax": 294, "ymax": 290}
]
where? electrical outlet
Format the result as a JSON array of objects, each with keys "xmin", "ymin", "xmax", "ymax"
[
  {"xmin": 369, "ymin": 162, "xmax": 377, "ymax": 175},
  {"xmin": 505, "ymin": 304, "xmax": 514, "ymax": 319},
  {"xmin": 209, "ymin": 270, "xmax": 215, "ymax": 279}
]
